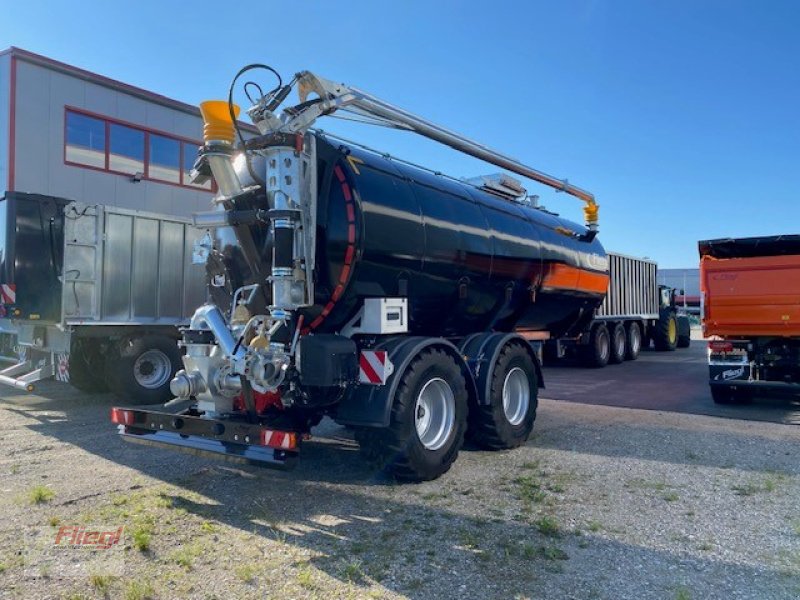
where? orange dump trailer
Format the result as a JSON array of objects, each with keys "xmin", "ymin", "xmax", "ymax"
[{"xmin": 700, "ymin": 235, "xmax": 800, "ymax": 403}]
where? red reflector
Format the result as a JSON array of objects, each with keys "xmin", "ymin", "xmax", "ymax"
[
  {"xmin": 708, "ymin": 341, "xmax": 734, "ymax": 353},
  {"xmin": 260, "ymin": 428, "xmax": 297, "ymax": 450},
  {"xmin": 110, "ymin": 408, "xmax": 134, "ymax": 425}
]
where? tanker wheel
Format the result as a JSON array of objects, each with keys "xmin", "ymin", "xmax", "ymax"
[
  {"xmin": 609, "ymin": 324, "xmax": 626, "ymax": 364},
  {"xmin": 653, "ymin": 311, "xmax": 678, "ymax": 351},
  {"xmin": 625, "ymin": 322, "xmax": 642, "ymax": 361},
  {"xmin": 579, "ymin": 324, "xmax": 610, "ymax": 368},
  {"xmin": 469, "ymin": 342, "xmax": 538, "ymax": 450},
  {"xmin": 106, "ymin": 335, "xmax": 182, "ymax": 405},
  {"xmin": 355, "ymin": 348, "xmax": 468, "ymax": 481},
  {"xmin": 68, "ymin": 339, "xmax": 109, "ymax": 394}
]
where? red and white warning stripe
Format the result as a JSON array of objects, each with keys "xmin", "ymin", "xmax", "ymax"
[
  {"xmin": 0, "ymin": 284, "xmax": 16, "ymax": 304},
  {"xmin": 359, "ymin": 350, "xmax": 393, "ymax": 385},
  {"xmin": 260, "ymin": 429, "xmax": 297, "ymax": 450}
]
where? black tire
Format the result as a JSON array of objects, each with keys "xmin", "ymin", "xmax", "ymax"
[
  {"xmin": 711, "ymin": 385, "xmax": 752, "ymax": 405},
  {"xmin": 609, "ymin": 323, "xmax": 626, "ymax": 364},
  {"xmin": 677, "ymin": 315, "xmax": 691, "ymax": 348},
  {"xmin": 68, "ymin": 339, "xmax": 109, "ymax": 394},
  {"xmin": 625, "ymin": 322, "xmax": 642, "ymax": 361},
  {"xmin": 355, "ymin": 348, "xmax": 468, "ymax": 481},
  {"xmin": 470, "ymin": 342, "xmax": 538, "ymax": 450},
  {"xmin": 106, "ymin": 335, "xmax": 182, "ymax": 405},
  {"xmin": 579, "ymin": 324, "xmax": 610, "ymax": 368},
  {"xmin": 653, "ymin": 311, "xmax": 678, "ymax": 351}
]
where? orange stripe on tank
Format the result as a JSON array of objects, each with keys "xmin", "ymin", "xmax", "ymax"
[{"xmin": 541, "ymin": 263, "xmax": 609, "ymax": 295}]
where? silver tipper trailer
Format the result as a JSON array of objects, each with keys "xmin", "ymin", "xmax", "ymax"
[
  {"xmin": 0, "ymin": 192, "xmax": 206, "ymax": 403},
  {"xmin": 545, "ymin": 251, "xmax": 688, "ymax": 367}
]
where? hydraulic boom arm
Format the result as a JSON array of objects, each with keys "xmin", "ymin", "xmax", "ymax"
[{"xmin": 251, "ymin": 71, "xmax": 598, "ymax": 231}]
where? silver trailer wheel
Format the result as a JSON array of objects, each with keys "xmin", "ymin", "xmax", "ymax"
[
  {"xmin": 414, "ymin": 377, "xmax": 456, "ymax": 451},
  {"xmin": 133, "ymin": 349, "xmax": 173, "ymax": 390},
  {"xmin": 502, "ymin": 366, "xmax": 530, "ymax": 426}
]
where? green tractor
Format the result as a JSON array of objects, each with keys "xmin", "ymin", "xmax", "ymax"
[{"xmin": 648, "ymin": 285, "xmax": 691, "ymax": 351}]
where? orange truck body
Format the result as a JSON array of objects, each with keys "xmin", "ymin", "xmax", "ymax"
[{"xmin": 701, "ymin": 254, "xmax": 800, "ymax": 338}]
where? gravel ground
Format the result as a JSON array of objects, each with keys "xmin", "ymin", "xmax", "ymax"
[{"xmin": 0, "ymin": 380, "xmax": 799, "ymax": 600}]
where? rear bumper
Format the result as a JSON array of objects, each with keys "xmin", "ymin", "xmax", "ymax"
[
  {"xmin": 709, "ymin": 380, "xmax": 800, "ymax": 393},
  {"xmin": 111, "ymin": 407, "xmax": 299, "ymax": 469}
]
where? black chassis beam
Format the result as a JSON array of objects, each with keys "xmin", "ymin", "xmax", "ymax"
[{"xmin": 114, "ymin": 407, "xmax": 299, "ymax": 469}]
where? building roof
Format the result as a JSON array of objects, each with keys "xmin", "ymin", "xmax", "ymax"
[{"xmin": 0, "ymin": 46, "xmax": 257, "ymax": 131}]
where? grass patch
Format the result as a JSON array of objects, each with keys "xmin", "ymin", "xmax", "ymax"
[
  {"xmin": 89, "ymin": 573, "xmax": 115, "ymax": 594},
  {"xmin": 200, "ymin": 520, "xmax": 217, "ymax": 534},
  {"xmin": 539, "ymin": 545, "xmax": 569, "ymax": 561},
  {"xmin": 587, "ymin": 520, "xmax": 602, "ymax": 532},
  {"xmin": 29, "ymin": 485, "xmax": 55, "ymax": 505},
  {"xmin": 674, "ymin": 586, "xmax": 692, "ymax": 600},
  {"xmin": 459, "ymin": 529, "xmax": 479, "ymax": 549},
  {"xmin": 234, "ymin": 563, "xmax": 258, "ymax": 583},
  {"xmin": 131, "ymin": 524, "xmax": 152, "ymax": 552},
  {"xmin": 515, "ymin": 475, "xmax": 546, "ymax": 505},
  {"xmin": 534, "ymin": 515, "xmax": 560, "ymax": 537},
  {"xmin": 169, "ymin": 542, "xmax": 205, "ymax": 569},
  {"xmin": 663, "ymin": 492, "xmax": 680, "ymax": 502},
  {"xmin": 340, "ymin": 560, "xmax": 365, "ymax": 583},
  {"xmin": 124, "ymin": 580, "xmax": 155, "ymax": 600},
  {"xmin": 732, "ymin": 482, "xmax": 761, "ymax": 496},
  {"xmin": 297, "ymin": 566, "xmax": 315, "ymax": 589}
]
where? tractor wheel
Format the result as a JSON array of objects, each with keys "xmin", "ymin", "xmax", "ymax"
[
  {"xmin": 469, "ymin": 342, "xmax": 538, "ymax": 450},
  {"xmin": 677, "ymin": 315, "xmax": 691, "ymax": 348},
  {"xmin": 355, "ymin": 348, "xmax": 468, "ymax": 481},
  {"xmin": 653, "ymin": 311, "xmax": 678, "ymax": 351}
]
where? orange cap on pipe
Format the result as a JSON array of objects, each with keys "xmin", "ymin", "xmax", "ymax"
[{"xmin": 199, "ymin": 100, "xmax": 240, "ymax": 144}]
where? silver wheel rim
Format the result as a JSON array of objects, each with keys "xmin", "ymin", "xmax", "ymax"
[
  {"xmin": 133, "ymin": 349, "xmax": 172, "ymax": 389},
  {"xmin": 630, "ymin": 327, "xmax": 641, "ymax": 355},
  {"xmin": 616, "ymin": 329, "xmax": 626, "ymax": 356},
  {"xmin": 599, "ymin": 333, "xmax": 610, "ymax": 362},
  {"xmin": 503, "ymin": 367, "xmax": 530, "ymax": 426},
  {"xmin": 414, "ymin": 378, "xmax": 455, "ymax": 451}
]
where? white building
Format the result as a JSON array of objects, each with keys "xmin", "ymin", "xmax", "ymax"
[{"xmin": 0, "ymin": 47, "xmax": 215, "ymax": 216}]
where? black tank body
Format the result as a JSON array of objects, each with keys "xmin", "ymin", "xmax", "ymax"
[{"xmin": 300, "ymin": 136, "xmax": 608, "ymax": 338}]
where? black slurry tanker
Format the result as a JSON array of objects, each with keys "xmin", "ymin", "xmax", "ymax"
[{"xmin": 111, "ymin": 67, "xmax": 609, "ymax": 480}]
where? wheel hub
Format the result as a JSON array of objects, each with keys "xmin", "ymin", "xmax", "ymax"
[
  {"xmin": 502, "ymin": 367, "xmax": 530, "ymax": 426},
  {"xmin": 414, "ymin": 378, "xmax": 455, "ymax": 451},
  {"xmin": 133, "ymin": 349, "xmax": 172, "ymax": 390}
]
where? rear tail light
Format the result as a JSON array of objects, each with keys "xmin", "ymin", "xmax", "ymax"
[
  {"xmin": 260, "ymin": 429, "xmax": 298, "ymax": 450},
  {"xmin": 708, "ymin": 341, "xmax": 734, "ymax": 353},
  {"xmin": 110, "ymin": 408, "xmax": 135, "ymax": 426}
]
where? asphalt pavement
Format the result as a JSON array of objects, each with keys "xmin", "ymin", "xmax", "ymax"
[{"xmin": 541, "ymin": 340, "xmax": 800, "ymax": 426}]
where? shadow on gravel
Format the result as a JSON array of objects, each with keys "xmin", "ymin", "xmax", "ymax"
[{"xmin": 3, "ymin": 383, "xmax": 800, "ymax": 597}]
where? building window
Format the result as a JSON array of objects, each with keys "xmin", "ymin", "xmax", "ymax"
[
  {"xmin": 149, "ymin": 134, "xmax": 180, "ymax": 184},
  {"xmin": 109, "ymin": 123, "xmax": 145, "ymax": 174},
  {"xmin": 65, "ymin": 112, "xmax": 106, "ymax": 168},
  {"xmin": 64, "ymin": 108, "xmax": 212, "ymax": 192}
]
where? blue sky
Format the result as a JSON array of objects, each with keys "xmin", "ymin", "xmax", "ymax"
[{"xmin": 3, "ymin": 0, "xmax": 799, "ymax": 267}]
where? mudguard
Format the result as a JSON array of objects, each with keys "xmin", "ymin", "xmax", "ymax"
[
  {"xmin": 334, "ymin": 336, "xmax": 478, "ymax": 428},
  {"xmin": 460, "ymin": 332, "xmax": 545, "ymax": 405}
]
